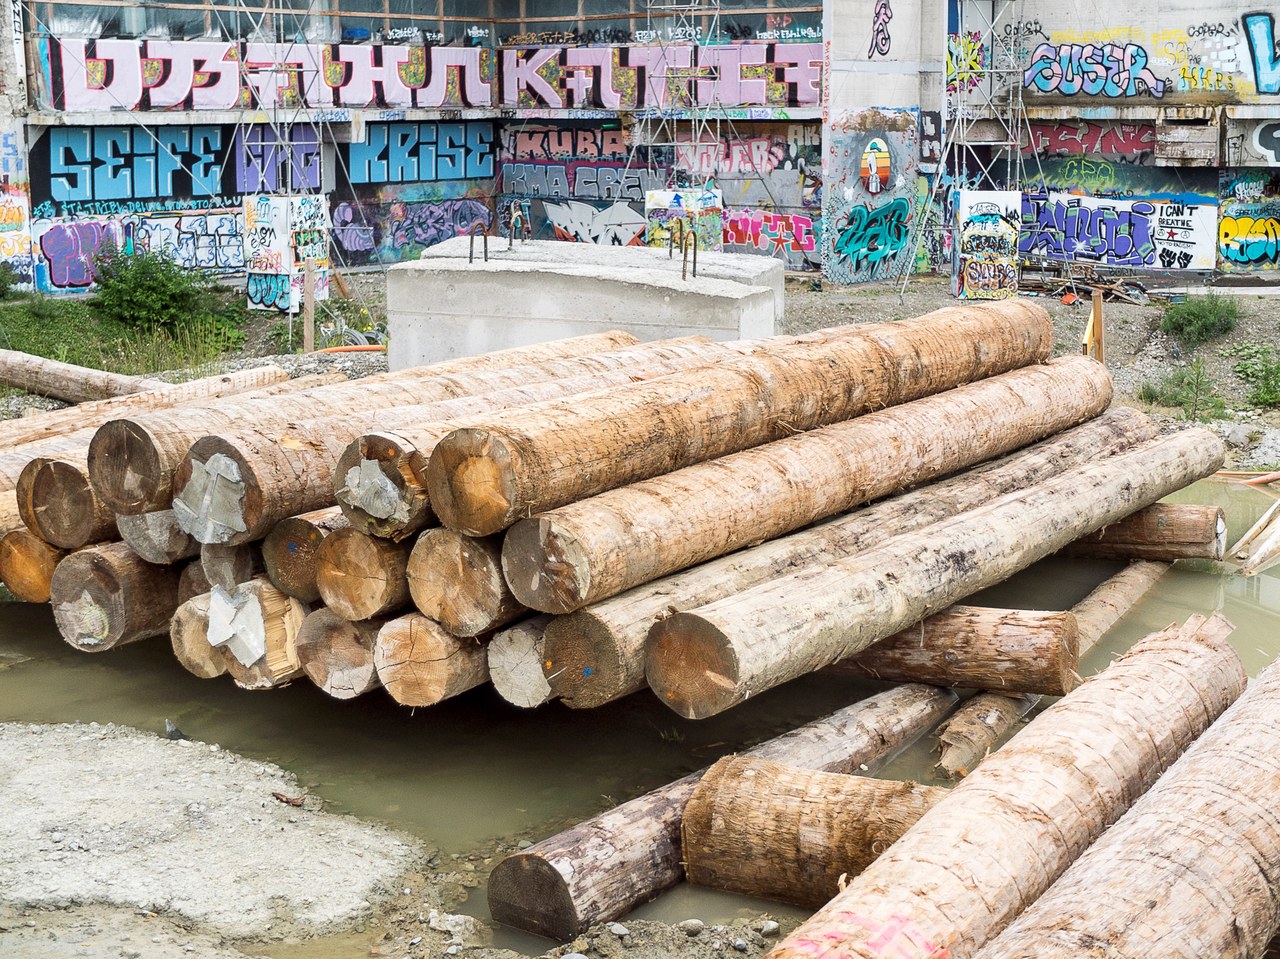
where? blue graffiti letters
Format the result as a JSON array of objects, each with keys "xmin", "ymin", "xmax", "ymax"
[
  {"xmin": 1023, "ymin": 42, "xmax": 1167, "ymax": 98},
  {"xmin": 1244, "ymin": 13, "xmax": 1280, "ymax": 95},
  {"xmin": 833, "ymin": 197, "xmax": 911, "ymax": 274},
  {"xmin": 347, "ymin": 122, "xmax": 495, "ymax": 184}
]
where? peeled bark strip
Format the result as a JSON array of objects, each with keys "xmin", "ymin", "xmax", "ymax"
[
  {"xmin": 374, "ymin": 612, "xmax": 489, "ymax": 706},
  {"xmin": 682, "ymin": 756, "xmax": 946, "ymax": 908},
  {"xmin": 294, "ymin": 608, "xmax": 387, "ymax": 699},
  {"xmin": 766, "ymin": 615, "xmax": 1247, "ymax": 959},
  {"xmin": 543, "ymin": 407, "xmax": 1156, "ymax": 710},
  {"xmin": 89, "ymin": 330, "xmax": 638, "ymax": 515},
  {"xmin": 488, "ymin": 615, "xmax": 554, "ymax": 708},
  {"xmin": 649, "ymin": 430, "xmax": 1223, "ymax": 720},
  {"xmin": 0, "ymin": 348, "xmax": 167, "ymax": 401},
  {"xmin": 1063, "ymin": 502, "xmax": 1227, "ymax": 561},
  {"xmin": 49, "ymin": 541, "xmax": 181, "ymax": 652},
  {"xmin": 262, "ymin": 507, "xmax": 349, "ymax": 603},
  {"xmin": 169, "ymin": 593, "xmax": 226, "ymax": 680},
  {"xmin": 177, "ymin": 559, "xmax": 213, "ymax": 604},
  {"xmin": 209, "ymin": 578, "xmax": 308, "ymax": 690},
  {"xmin": 507, "ymin": 356, "xmax": 1110, "ymax": 615},
  {"xmin": 116, "ymin": 509, "xmax": 200, "ymax": 565},
  {"xmin": 973, "ymin": 654, "xmax": 1280, "ymax": 959},
  {"xmin": 315, "ymin": 528, "xmax": 412, "ymax": 621},
  {"xmin": 0, "ymin": 528, "xmax": 67, "ymax": 602},
  {"xmin": 200, "ymin": 542, "xmax": 264, "ymax": 592},
  {"xmin": 431, "ymin": 302, "xmax": 1053, "ymax": 536},
  {"xmin": 18, "ymin": 454, "xmax": 118, "ymax": 549},
  {"xmin": 408, "ymin": 529, "xmax": 525, "ymax": 637},
  {"xmin": 487, "ymin": 683, "xmax": 956, "ymax": 941}
]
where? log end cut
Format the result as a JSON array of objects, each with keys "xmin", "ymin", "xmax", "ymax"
[
  {"xmin": 487, "ymin": 852, "xmax": 583, "ymax": 942},
  {"xmin": 645, "ymin": 612, "xmax": 740, "ymax": 720},
  {"xmin": 502, "ymin": 516, "xmax": 592, "ymax": 615},
  {"xmin": 171, "ymin": 436, "xmax": 255, "ymax": 546},
  {"xmin": 87, "ymin": 419, "xmax": 168, "ymax": 514},
  {"xmin": 426, "ymin": 428, "xmax": 520, "ymax": 536},
  {"xmin": 334, "ymin": 433, "xmax": 429, "ymax": 539},
  {"xmin": 543, "ymin": 612, "xmax": 636, "ymax": 709},
  {"xmin": 31, "ymin": 460, "xmax": 117, "ymax": 549},
  {"xmin": 0, "ymin": 529, "xmax": 66, "ymax": 603},
  {"xmin": 408, "ymin": 529, "xmax": 521, "ymax": 637}
]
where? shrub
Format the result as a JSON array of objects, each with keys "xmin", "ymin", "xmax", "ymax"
[
  {"xmin": 1159, "ymin": 291, "xmax": 1240, "ymax": 345},
  {"xmin": 1137, "ymin": 358, "xmax": 1225, "ymax": 421},
  {"xmin": 1225, "ymin": 342, "xmax": 1280, "ymax": 408},
  {"xmin": 0, "ymin": 263, "xmax": 16, "ymax": 300}
]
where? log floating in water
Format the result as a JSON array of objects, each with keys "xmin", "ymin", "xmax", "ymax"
[
  {"xmin": 294, "ymin": 607, "xmax": 387, "ymax": 699},
  {"xmin": 765, "ymin": 614, "xmax": 1247, "ymax": 959},
  {"xmin": 487, "ymin": 683, "xmax": 956, "ymax": 941},
  {"xmin": 374, "ymin": 612, "xmax": 488, "ymax": 706},
  {"xmin": 487, "ymin": 615, "xmax": 553, "ymax": 709},
  {"xmin": 1062, "ymin": 502, "xmax": 1227, "ymax": 562},
  {"xmin": 169, "ymin": 592, "xmax": 225, "ymax": 679},
  {"xmin": 200, "ymin": 542, "xmax": 264, "ymax": 592},
  {"xmin": 207, "ymin": 578, "xmax": 308, "ymax": 690},
  {"xmin": 17, "ymin": 453, "xmax": 117, "ymax": 549},
  {"xmin": 262, "ymin": 507, "xmax": 349, "ymax": 603},
  {"xmin": 49, "ymin": 541, "xmax": 181, "ymax": 652},
  {"xmin": 407, "ymin": 529, "xmax": 525, "ymax": 637},
  {"xmin": 315, "ymin": 528, "xmax": 412, "ymax": 621},
  {"xmin": 0, "ymin": 528, "xmax": 67, "ymax": 602},
  {"xmin": 116, "ymin": 509, "xmax": 200, "ymax": 565}
]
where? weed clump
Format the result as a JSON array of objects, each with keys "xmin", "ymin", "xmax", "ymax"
[{"xmin": 1159, "ymin": 291, "xmax": 1240, "ymax": 345}]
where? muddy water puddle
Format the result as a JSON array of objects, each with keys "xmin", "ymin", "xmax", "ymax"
[{"xmin": 2, "ymin": 479, "xmax": 1279, "ymax": 956}]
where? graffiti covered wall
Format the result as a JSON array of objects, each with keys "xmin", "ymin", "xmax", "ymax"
[
  {"xmin": 956, "ymin": 190, "xmax": 1019, "ymax": 298},
  {"xmin": 1219, "ymin": 169, "xmax": 1280, "ymax": 271}
]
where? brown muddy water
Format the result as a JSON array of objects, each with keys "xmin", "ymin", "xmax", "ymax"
[{"xmin": 1, "ymin": 479, "xmax": 1278, "ymax": 955}]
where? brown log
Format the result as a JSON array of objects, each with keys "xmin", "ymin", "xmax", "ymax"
[
  {"xmin": 17, "ymin": 453, "xmax": 117, "ymax": 549},
  {"xmin": 49, "ymin": 541, "xmax": 181, "ymax": 652},
  {"xmin": 488, "ymin": 614, "xmax": 554, "ymax": 708},
  {"xmin": 89, "ymin": 331, "xmax": 638, "ymax": 515},
  {"xmin": 373, "ymin": 612, "xmax": 489, "ymax": 706},
  {"xmin": 429, "ymin": 301, "xmax": 1053, "ymax": 537},
  {"xmin": 766, "ymin": 614, "xmax": 1247, "ymax": 959},
  {"xmin": 0, "ymin": 528, "xmax": 67, "ymax": 602},
  {"xmin": 0, "ymin": 348, "xmax": 167, "ymax": 401},
  {"xmin": 208, "ymin": 578, "xmax": 308, "ymax": 689},
  {"xmin": 1071, "ymin": 560, "xmax": 1170, "ymax": 656},
  {"xmin": 200, "ymin": 542, "xmax": 264, "ymax": 592},
  {"xmin": 294, "ymin": 607, "xmax": 387, "ymax": 699},
  {"xmin": 541, "ymin": 407, "xmax": 1157, "ymax": 710},
  {"xmin": 407, "ymin": 529, "xmax": 525, "ymax": 637},
  {"xmin": 0, "ymin": 430, "xmax": 95, "ymax": 491},
  {"xmin": 973, "ymin": 654, "xmax": 1280, "ymax": 959},
  {"xmin": 0, "ymin": 489, "xmax": 21, "ymax": 537},
  {"xmin": 682, "ymin": 756, "xmax": 946, "ymax": 908},
  {"xmin": 487, "ymin": 683, "xmax": 957, "ymax": 940},
  {"xmin": 169, "ymin": 592, "xmax": 226, "ymax": 679},
  {"xmin": 116, "ymin": 509, "xmax": 200, "ymax": 565},
  {"xmin": 1062, "ymin": 502, "xmax": 1227, "ymax": 561},
  {"xmin": 171, "ymin": 338, "xmax": 728, "ymax": 546},
  {"xmin": 507, "ymin": 356, "xmax": 1111, "ymax": 615},
  {"xmin": 648, "ymin": 430, "xmax": 1224, "ymax": 720},
  {"xmin": 177, "ymin": 559, "xmax": 213, "ymax": 604},
  {"xmin": 261, "ymin": 507, "xmax": 349, "ymax": 603},
  {"xmin": 315, "ymin": 528, "xmax": 412, "ymax": 621}
]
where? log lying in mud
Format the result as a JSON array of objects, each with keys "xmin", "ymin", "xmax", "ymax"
[
  {"xmin": 316, "ymin": 528, "xmax": 412, "ymax": 621},
  {"xmin": 373, "ymin": 612, "xmax": 488, "ymax": 706},
  {"xmin": 115, "ymin": 509, "xmax": 200, "ymax": 565},
  {"xmin": 0, "ymin": 348, "xmax": 168, "ymax": 402},
  {"xmin": 487, "ymin": 615, "xmax": 553, "ymax": 708},
  {"xmin": 542, "ymin": 407, "xmax": 1157, "ymax": 710},
  {"xmin": 487, "ymin": 683, "xmax": 957, "ymax": 941},
  {"xmin": 208, "ymin": 578, "xmax": 308, "ymax": 690},
  {"xmin": 0, "ymin": 528, "xmax": 66, "ymax": 602},
  {"xmin": 295, "ymin": 608, "xmax": 387, "ymax": 699},
  {"xmin": 201, "ymin": 542, "xmax": 264, "ymax": 592},
  {"xmin": 682, "ymin": 757, "xmax": 946, "ymax": 908},
  {"xmin": 430, "ymin": 301, "xmax": 1053, "ymax": 536},
  {"xmin": 177, "ymin": 559, "xmax": 213, "ymax": 604},
  {"xmin": 17, "ymin": 453, "xmax": 117, "ymax": 549},
  {"xmin": 648, "ymin": 429, "xmax": 1223, "ymax": 720},
  {"xmin": 49, "ymin": 541, "xmax": 181, "ymax": 651},
  {"xmin": 1063, "ymin": 502, "xmax": 1228, "ymax": 562},
  {"xmin": 765, "ymin": 614, "xmax": 1247, "ymax": 959},
  {"xmin": 262, "ymin": 507, "xmax": 349, "ymax": 603},
  {"xmin": 407, "ymin": 530, "xmax": 524, "ymax": 637},
  {"xmin": 973, "ymin": 653, "xmax": 1280, "ymax": 959},
  {"xmin": 89, "ymin": 331, "xmax": 638, "ymax": 515},
  {"xmin": 506, "ymin": 356, "xmax": 1111, "ymax": 615},
  {"xmin": 169, "ymin": 592, "xmax": 225, "ymax": 679}
]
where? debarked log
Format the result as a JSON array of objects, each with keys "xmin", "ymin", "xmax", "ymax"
[
  {"xmin": 1062, "ymin": 502, "xmax": 1227, "ymax": 562},
  {"xmin": 208, "ymin": 578, "xmax": 308, "ymax": 690},
  {"xmin": 200, "ymin": 542, "xmax": 264, "ymax": 592},
  {"xmin": 0, "ymin": 348, "xmax": 167, "ymax": 402},
  {"xmin": 294, "ymin": 607, "xmax": 388, "ymax": 699},
  {"xmin": 261, "ymin": 507, "xmax": 350, "ymax": 603},
  {"xmin": 487, "ymin": 615, "xmax": 553, "ymax": 709},
  {"xmin": 16, "ymin": 453, "xmax": 117, "ymax": 549},
  {"xmin": 373, "ymin": 612, "xmax": 489, "ymax": 706},
  {"xmin": 116, "ymin": 509, "xmax": 200, "ymax": 565},
  {"xmin": 315, "ymin": 528, "xmax": 412, "ymax": 621},
  {"xmin": 407, "ymin": 529, "xmax": 525, "ymax": 637},
  {"xmin": 169, "ymin": 592, "xmax": 226, "ymax": 680},
  {"xmin": 49, "ymin": 541, "xmax": 181, "ymax": 652}
]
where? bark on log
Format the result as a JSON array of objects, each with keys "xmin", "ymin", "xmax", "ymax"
[
  {"xmin": 0, "ymin": 349, "xmax": 167, "ymax": 401},
  {"xmin": 542, "ymin": 407, "xmax": 1156, "ymax": 710},
  {"xmin": 17, "ymin": 453, "xmax": 117, "ymax": 549},
  {"xmin": 487, "ymin": 683, "xmax": 957, "ymax": 940},
  {"xmin": 171, "ymin": 338, "xmax": 728, "ymax": 545},
  {"xmin": 200, "ymin": 542, "xmax": 264, "ymax": 592},
  {"xmin": 488, "ymin": 615, "xmax": 554, "ymax": 709},
  {"xmin": 373, "ymin": 612, "xmax": 489, "ymax": 706},
  {"xmin": 294, "ymin": 608, "xmax": 387, "ymax": 699},
  {"xmin": 682, "ymin": 756, "xmax": 946, "ymax": 908},
  {"xmin": 315, "ymin": 528, "xmax": 412, "ymax": 621},
  {"xmin": 208, "ymin": 578, "xmax": 308, "ymax": 690},
  {"xmin": 49, "ymin": 541, "xmax": 181, "ymax": 652},
  {"xmin": 407, "ymin": 529, "xmax": 525, "ymax": 637},
  {"xmin": 765, "ymin": 614, "xmax": 1247, "ymax": 959},
  {"xmin": 506, "ymin": 356, "xmax": 1110, "ymax": 615},
  {"xmin": 1062, "ymin": 502, "xmax": 1227, "ymax": 561},
  {"xmin": 972, "ymin": 653, "xmax": 1280, "ymax": 959},
  {"xmin": 169, "ymin": 592, "xmax": 226, "ymax": 680},
  {"xmin": 177, "ymin": 559, "xmax": 213, "ymax": 604},
  {"xmin": 262, "ymin": 507, "xmax": 349, "ymax": 603},
  {"xmin": 0, "ymin": 528, "xmax": 67, "ymax": 602},
  {"xmin": 430, "ymin": 301, "xmax": 1053, "ymax": 537},
  {"xmin": 116, "ymin": 509, "xmax": 200, "ymax": 565},
  {"xmin": 89, "ymin": 331, "xmax": 638, "ymax": 516},
  {"xmin": 648, "ymin": 429, "xmax": 1224, "ymax": 720}
]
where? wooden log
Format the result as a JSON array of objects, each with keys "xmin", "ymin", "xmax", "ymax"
[
  {"xmin": 373, "ymin": 612, "xmax": 489, "ymax": 706},
  {"xmin": 171, "ymin": 338, "xmax": 728, "ymax": 545},
  {"xmin": 49, "ymin": 541, "xmax": 181, "ymax": 652},
  {"xmin": 169, "ymin": 592, "xmax": 226, "ymax": 679},
  {"xmin": 972, "ymin": 654, "xmax": 1280, "ymax": 959},
  {"xmin": 487, "ymin": 683, "xmax": 957, "ymax": 940},
  {"xmin": 200, "ymin": 542, "xmax": 264, "ymax": 592},
  {"xmin": 682, "ymin": 756, "xmax": 946, "ymax": 908},
  {"xmin": 1069, "ymin": 560, "xmax": 1169, "ymax": 652},
  {"xmin": 0, "ymin": 429, "xmax": 95, "ymax": 491},
  {"xmin": 429, "ymin": 301, "xmax": 1053, "ymax": 536},
  {"xmin": 1062, "ymin": 502, "xmax": 1227, "ymax": 561},
  {"xmin": 0, "ymin": 528, "xmax": 67, "ymax": 602},
  {"xmin": 648, "ymin": 429, "xmax": 1224, "ymax": 720},
  {"xmin": 541, "ymin": 407, "xmax": 1157, "ymax": 710},
  {"xmin": 0, "ymin": 489, "xmax": 26, "ymax": 538},
  {"xmin": 116, "ymin": 509, "xmax": 200, "ymax": 565},
  {"xmin": 315, "ymin": 528, "xmax": 412, "ymax": 621},
  {"xmin": 262, "ymin": 507, "xmax": 349, "ymax": 603},
  {"xmin": 17, "ymin": 453, "xmax": 118, "ymax": 549},
  {"xmin": 407, "ymin": 529, "xmax": 524, "ymax": 637},
  {"xmin": 0, "ymin": 348, "xmax": 167, "ymax": 401},
  {"xmin": 508, "ymin": 356, "xmax": 1111, "ymax": 615},
  {"xmin": 294, "ymin": 607, "xmax": 387, "ymax": 699},
  {"xmin": 89, "ymin": 331, "xmax": 638, "ymax": 515},
  {"xmin": 488, "ymin": 614, "xmax": 554, "ymax": 708},
  {"xmin": 765, "ymin": 614, "xmax": 1247, "ymax": 959},
  {"xmin": 177, "ymin": 559, "xmax": 212, "ymax": 604},
  {"xmin": 208, "ymin": 578, "xmax": 308, "ymax": 690}
]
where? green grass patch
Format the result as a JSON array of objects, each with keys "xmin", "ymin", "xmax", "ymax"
[
  {"xmin": 1223, "ymin": 342, "xmax": 1280, "ymax": 408},
  {"xmin": 1159, "ymin": 291, "xmax": 1241, "ymax": 345},
  {"xmin": 1138, "ymin": 357, "xmax": 1226, "ymax": 421}
]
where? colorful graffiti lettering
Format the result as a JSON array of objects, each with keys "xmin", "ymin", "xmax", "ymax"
[
  {"xmin": 1022, "ymin": 194, "xmax": 1156, "ymax": 265},
  {"xmin": 723, "ymin": 209, "xmax": 816, "ymax": 254},
  {"xmin": 246, "ymin": 272, "xmax": 291, "ymax": 311},
  {"xmin": 500, "ymin": 162, "xmax": 662, "ymax": 202},
  {"xmin": 233, "ymin": 126, "xmax": 321, "ymax": 193},
  {"xmin": 543, "ymin": 200, "xmax": 645, "ymax": 245},
  {"xmin": 1024, "ymin": 121, "xmax": 1156, "ymax": 157},
  {"xmin": 502, "ymin": 126, "xmax": 628, "ymax": 161},
  {"xmin": 946, "ymin": 32, "xmax": 987, "ymax": 93},
  {"xmin": 675, "ymin": 137, "xmax": 787, "ymax": 176},
  {"xmin": 346, "ymin": 122, "xmax": 495, "ymax": 185},
  {"xmin": 963, "ymin": 260, "xmax": 1018, "ymax": 297},
  {"xmin": 1244, "ymin": 13, "xmax": 1280, "ymax": 96},
  {"xmin": 1220, "ymin": 214, "xmax": 1280, "ymax": 268},
  {"xmin": 868, "ymin": 0, "xmax": 892, "ymax": 58},
  {"xmin": 386, "ymin": 198, "xmax": 492, "ymax": 252},
  {"xmin": 1178, "ymin": 65, "xmax": 1234, "ymax": 92},
  {"xmin": 832, "ymin": 197, "xmax": 912, "ymax": 275},
  {"xmin": 957, "ymin": 192, "xmax": 1020, "ymax": 300},
  {"xmin": 37, "ymin": 220, "xmax": 121, "ymax": 289},
  {"xmin": 1023, "ymin": 42, "xmax": 1167, "ymax": 98}
]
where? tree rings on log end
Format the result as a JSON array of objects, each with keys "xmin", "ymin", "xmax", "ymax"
[
  {"xmin": 87, "ymin": 419, "xmax": 168, "ymax": 515},
  {"xmin": 316, "ymin": 528, "xmax": 412, "ymax": 621},
  {"xmin": 30, "ymin": 460, "xmax": 114, "ymax": 549},
  {"xmin": 645, "ymin": 612, "xmax": 740, "ymax": 720},
  {"xmin": 426, "ymin": 428, "xmax": 520, "ymax": 536},
  {"xmin": 487, "ymin": 852, "xmax": 582, "ymax": 941},
  {"xmin": 543, "ymin": 612, "xmax": 637, "ymax": 709},
  {"xmin": 373, "ymin": 613, "xmax": 488, "ymax": 706},
  {"xmin": 502, "ymin": 517, "xmax": 592, "ymax": 615},
  {"xmin": 295, "ymin": 608, "xmax": 383, "ymax": 699},
  {"xmin": 407, "ymin": 529, "xmax": 522, "ymax": 637}
]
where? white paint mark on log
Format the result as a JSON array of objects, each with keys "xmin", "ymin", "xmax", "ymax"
[
  {"xmin": 58, "ymin": 589, "xmax": 110, "ymax": 646},
  {"xmin": 172, "ymin": 453, "xmax": 248, "ymax": 544}
]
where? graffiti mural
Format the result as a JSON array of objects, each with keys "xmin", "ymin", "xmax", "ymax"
[
  {"xmin": 1023, "ymin": 42, "xmax": 1168, "ymax": 98},
  {"xmin": 956, "ymin": 191, "xmax": 1019, "ymax": 299},
  {"xmin": 1243, "ymin": 12, "xmax": 1280, "ymax": 96},
  {"xmin": 543, "ymin": 200, "xmax": 646, "ymax": 246},
  {"xmin": 946, "ymin": 32, "xmax": 987, "ymax": 93},
  {"xmin": 723, "ymin": 209, "xmax": 817, "ymax": 257},
  {"xmin": 1219, "ymin": 170, "xmax": 1280, "ymax": 271},
  {"xmin": 1024, "ymin": 121, "xmax": 1156, "ymax": 159},
  {"xmin": 1225, "ymin": 118, "xmax": 1280, "ymax": 166},
  {"xmin": 645, "ymin": 188, "xmax": 724, "ymax": 252},
  {"xmin": 868, "ymin": 0, "xmax": 893, "ymax": 58},
  {"xmin": 330, "ymin": 187, "xmax": 493, "ymax": 266},
  {"xmin": 243, "ymin": 194, "xmax": 331, "ymax": 312},
  {"xmin": 0, "ymin": 192, "xmax": 33, "ymax": 286},
  {"xmin": 345, "ymin": 122, "xmax": 495, "ymax": 184}
]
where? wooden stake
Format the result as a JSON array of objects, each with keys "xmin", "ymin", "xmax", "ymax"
[
  {"xmin": 373, "ymin": 612, "xmax": 489, "ymax": 706},
  {"xmin": 315, "ymin": 528, "xmax": 412, "ymax": 621},
  {"xmin": 407, "ymin": 529, "xmax": 525, "ymax": 637},
  {"xmin": 294, "ymin": 607, "xmax": 387, "ymax": 699},
  {"xmin": 0, "ymin": 528, "xmax": 67, "ymax": 602},
  {"xmin": 262, "ymin": 507, "xmax": 349, "ymax": 603},
  {"xmin": 302, "ymin": 256, "xmax": 316, "ymax": 354},
  {"xmin": 49, "ymin": 541, "xmax": 181, "ymax": 652}
]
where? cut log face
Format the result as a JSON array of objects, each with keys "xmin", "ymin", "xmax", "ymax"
[
  {"xmin": 116, "ymin": 509, "xmax": 200, "ymax": 565},
  {"xmin": 765, "ymin": 614, "xmax": 1247, "ymax": 959},
  {"xmin": 682, "ymin": 757, "xmax": 946, "ymax": 908},
  {"xmin": 177, "ymin": 559, "xmax": 213, "ymax": 605},
  {"xmin": 374, "ymin": 612, "xmax": 489, "ymax": 706},
  {"xmin": 200, "ymin": 542, "xmax": 265, "ymax": 592},
  {"xmin": 22, "ymin": 456, "xmax": 118, "ymax": 549},
  {"xmin": 334, "ymin": 433, "xmax": 426, "ymax": 538},
  {"xmin": 315, "ymin": 528, "xmax": 412, "ymax": 621},
  {"xmin": 0, "ymin": 430, "xmax": 95, "ymax": 493},
  {"xmin": 488, "ymin": 614, "xmax": 553, "ymax": 708},
  {"xmin": 294, "ymin": 608, "xmax": 386, "ymax": 699},
  {"xmin": 0, "ymin": 528, "xmax": 67, "ymax": 603},
  {"xmin": 1063, "ymin": 503, "xmax": 1228, "ymax": 562},
  {"xmin": 49, "ymin": 541, "xmax": 181, "ymax": 652},
  {"xmin": 169, "ymin": 592, "xmax": 226, "ymax": 680},
  {"xmin": 208, "ymin": 578, "xmax": 308, "ymax": 690},
  {"xmin": 262, "ymin": 507, "xmax": 349, "ymax": 603},
  {"xmin": 407, "ymin": 529, "xmax": 526, "ymax": 637}
]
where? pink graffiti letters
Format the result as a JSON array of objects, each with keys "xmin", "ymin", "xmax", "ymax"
[
  {"xmin": 868, "ymin": 0, "xmax": 893, "ymax": 58},
  {"xmin": 724, "ymin": 209, "xmax": 816, "ymax": 254}
]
